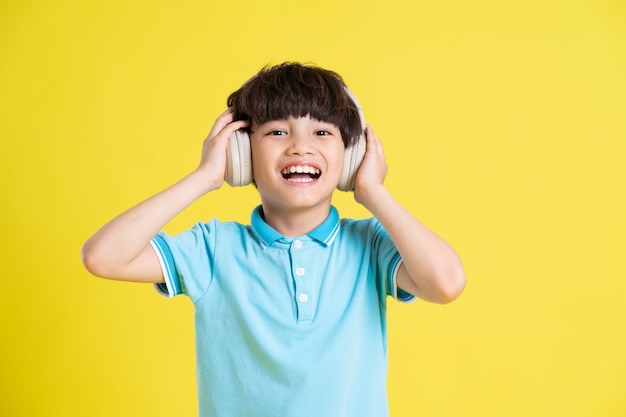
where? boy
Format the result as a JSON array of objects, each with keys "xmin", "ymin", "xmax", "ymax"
[{"xmin": 82, "ymin": 62, "xmax": 465, "ymax": 417}]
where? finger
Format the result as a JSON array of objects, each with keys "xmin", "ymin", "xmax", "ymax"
[
  {"xmin": 364, "ymin": 125, "xmax": 383, "ymax": 153},
  {"xmin": 365, "ymin": 125, "xmax": 379, "ymax": 143},
  {"xmin": 219, "ymin": 119, "xmax": 250, "ymax": 139},
  {"xmin": 207, "ymin": 109, "xmax": 236, "ymax": 138},
  {"xmin": 208, "ymin": 111, "xmax": 249, "ymax": 141}
]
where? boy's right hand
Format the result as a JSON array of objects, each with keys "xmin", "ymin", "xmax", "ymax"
[
  {"xmin": 82, "ymin": 110, "xmax": 249, "ymax": 283},
  {"xmin": 196, "ymin": 109, "xmax": 249, "ymax": 192}
]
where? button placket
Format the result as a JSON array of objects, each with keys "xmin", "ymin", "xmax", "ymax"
[{"xmin": 290, "ymin": 239, "xmax": 314, "ymax": 322}]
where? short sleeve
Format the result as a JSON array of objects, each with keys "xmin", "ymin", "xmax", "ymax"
[
  {"xmin": 149, "ymin": 220, "xmax": 219, "ymax": 302},
  {"xmin": 370, "ymin": 220, "xmax": 416, "ymax": 304},
  {"xmin": 390, "ymin": 259, "xmax": 416, "ymax": 303}
]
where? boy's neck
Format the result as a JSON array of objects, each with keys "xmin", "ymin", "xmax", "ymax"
[{"xmin": 260, "ymin": 204, "xmax": 332, "ymax": 238}]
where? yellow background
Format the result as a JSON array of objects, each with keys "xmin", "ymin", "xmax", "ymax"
[{"xmin": 1, "ymin": 0, "xmax": 625, "ymax": 416}]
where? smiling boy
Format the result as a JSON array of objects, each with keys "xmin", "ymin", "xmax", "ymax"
[{"xmin": 82, "ymin": 62, "xmax": 465, "ymax": 417}]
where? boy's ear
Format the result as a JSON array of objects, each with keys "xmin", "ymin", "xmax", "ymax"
[{"xmin": 225, "ymin": 129, "xmax": 253, "ymax": 187}]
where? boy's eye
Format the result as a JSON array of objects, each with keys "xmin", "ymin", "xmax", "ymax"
[
  {"xmin": 315, "ymin": 130, "xmax": 332, "ymax": 136},
  {"xmin": 268, "ymin": 130, "xmax": 286, "ymax": 136}
]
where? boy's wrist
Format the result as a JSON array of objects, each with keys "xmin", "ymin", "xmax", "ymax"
[
  {"xmin": 185, "ymin": 168, "xmax": 223, "ymax": 196},
  {"xmin": 354, "ymin": 183, "xmax": 389, "ymax": 211}
]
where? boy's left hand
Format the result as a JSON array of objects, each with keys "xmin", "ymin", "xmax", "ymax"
[
  {"xmin": 353, "ymin": 125, "xmax": 388, "ymax": 206},
  {"xmin": 352, "ymin": 125, "xmax": 466, "ymax": 304}
]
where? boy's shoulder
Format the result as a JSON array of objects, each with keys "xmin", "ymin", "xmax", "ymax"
[{"xmin": 339, "ymin": 215, "xmax": 383, "ymax": 232}]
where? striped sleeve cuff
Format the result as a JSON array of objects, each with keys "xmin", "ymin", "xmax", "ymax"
[
  {"xmin": 389, "ymin": 255, "xmax": 416, "ymax": 303},
  {"xmin": 150, "ymin": 235, "xmax": 183, "ymax": 298}
]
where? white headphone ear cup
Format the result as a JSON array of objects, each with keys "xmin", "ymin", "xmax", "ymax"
[
  {"xmin": 338, "ymin": 87, "xmax": 367, "ymax": 192},
  {"xmin": 237, "ymin": 130, "xmax": 253, "ymax": 186},
  {"xmin": 338, "ymin": 135, "xmax": 366, "ymax": 192},
  {"xmin": 225, "ymin": 130, "xmax": 253, "ymax": 186}
]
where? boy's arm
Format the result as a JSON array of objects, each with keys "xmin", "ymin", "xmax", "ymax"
[
  {"xmin": 354, "ymin": 126, "xmax": 465, "ymax": 304},
  {"xmin": 81, "ymin": 110, "xmax": 248, "ymax": 283}
]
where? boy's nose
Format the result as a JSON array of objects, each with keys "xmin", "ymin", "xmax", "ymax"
[{"xmin": 287, "ymin": 132, "xmax": 313, "ymax": 155}]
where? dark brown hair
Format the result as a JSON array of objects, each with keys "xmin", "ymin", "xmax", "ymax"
[{"xmin": 227, "ymin": 62, "xmax": 363, "ymax": 148}]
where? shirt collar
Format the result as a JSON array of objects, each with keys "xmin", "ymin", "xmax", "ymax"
[{"xmin": 250, "ymin": 205, "xmax": 340, "ymax": 248}]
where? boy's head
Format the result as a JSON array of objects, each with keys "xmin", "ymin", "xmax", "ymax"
[{"xmin": 227, "ymin": 62, "xmax": 363, "ymax": 148}]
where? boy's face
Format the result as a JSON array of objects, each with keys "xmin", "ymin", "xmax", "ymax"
[{"xmin": 250, "ymin": 115, "xmax": 345, "ymax": 216}]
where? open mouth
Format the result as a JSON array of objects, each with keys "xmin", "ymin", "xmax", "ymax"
[{"xmin": 281, "ymin": 165, "xmax": 321, "ymax": 183}]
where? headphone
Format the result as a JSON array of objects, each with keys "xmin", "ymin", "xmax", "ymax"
[{"xmin": 224, "ymin": 88, "xmax": 366, "ymax": 192}]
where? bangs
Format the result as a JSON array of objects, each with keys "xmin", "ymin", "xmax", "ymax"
[{"xmin": 227, "ymin": 63, "xmax": 363, "ymax": 148}]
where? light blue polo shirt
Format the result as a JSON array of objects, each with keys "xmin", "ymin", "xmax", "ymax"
[{"xmin": 150, "ymin": 205, "xmax": 414, "ymax": 417}]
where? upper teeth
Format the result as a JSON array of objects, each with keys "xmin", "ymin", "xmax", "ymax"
[{"xmin": 282, "ymin": 165, "xmax": 320, "ymax": 175}]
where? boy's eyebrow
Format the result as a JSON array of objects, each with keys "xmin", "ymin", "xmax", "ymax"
[{"xmin": 262, "ymin": 118, "xmax": 290, "ymax": 123}]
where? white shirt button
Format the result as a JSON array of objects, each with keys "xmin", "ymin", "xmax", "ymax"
[
  {"xmin": 293, "ymin": 240, "xmax": 303, "ymax": 249},
  {"xmin": 295, "ymin": 267, "xmax": 305, "ymax": 276},
  {"xmin": 299, "ymin": 294, "xmax": 309, "ymax": 303}
]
